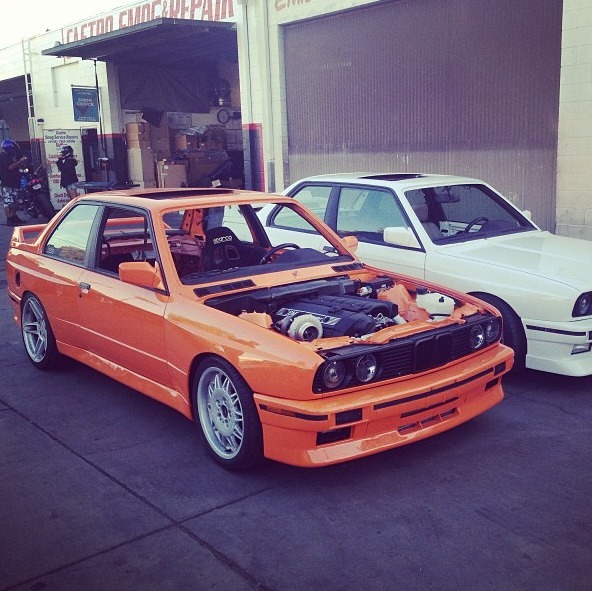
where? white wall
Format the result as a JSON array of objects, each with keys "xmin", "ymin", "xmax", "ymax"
[{"xmin": 556, "ymin": 0, "xmax": 592, "ymax": 240}]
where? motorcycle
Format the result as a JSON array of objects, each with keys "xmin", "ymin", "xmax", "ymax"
[{"xmin": 16, "ymin": 166, "xmax": 56, "ymax": 221}]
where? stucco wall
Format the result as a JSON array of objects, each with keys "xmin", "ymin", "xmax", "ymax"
[{"xmin": 556, "ymin": 0, "xmax": 592, "ymax": 240}]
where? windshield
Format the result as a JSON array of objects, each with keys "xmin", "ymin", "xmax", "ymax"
[
  {"xmin": 162, "ymin": 202, "xmax": 353, "ymax": 284},
  {"xmin": 405, "ymin": 183, "xmax": 535, "ymax": 242}
]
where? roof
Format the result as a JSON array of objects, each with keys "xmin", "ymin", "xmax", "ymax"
[
  {"xmin": 78, "ymin": 187, "xmax": 290, "ymax": 211},
  {"xmin": 292, "ymin": 173, "xmax": 483, "ymax": 189}
]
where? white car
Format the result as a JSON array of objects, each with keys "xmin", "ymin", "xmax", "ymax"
[{"xmin": 259, "ymin": 173, "xmax": 592, "ymax": 377}]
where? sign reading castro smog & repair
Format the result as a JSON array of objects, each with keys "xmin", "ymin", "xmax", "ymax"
[{"xmin": 63, "ymin": 0, "xmax": 236, "ymax": 43}]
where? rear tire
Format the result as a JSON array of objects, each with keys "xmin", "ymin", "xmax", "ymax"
[
  {"xmin": 21, "ymin": 294, "xmax": 60, "ymax": 370},
  {"xmin": 473, "ymin": 292, "xmax": 526, "ymax": 370},
  {"xmin": 192, "ymin": 357, "xmax": 263, "ymax": 470},
  {"xmin": 34, "ymin": 193, "xmax": 56, "ymax": 221}
]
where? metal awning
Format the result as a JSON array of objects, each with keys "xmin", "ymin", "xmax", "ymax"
[{"xmin": 42, "ymin": 18, "xmax": 237, "ymax": 66}]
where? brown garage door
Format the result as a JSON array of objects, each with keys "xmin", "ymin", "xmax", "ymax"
[{"xmin": 283, "ymin": 0, "xmax": 562, "ymax": 231}]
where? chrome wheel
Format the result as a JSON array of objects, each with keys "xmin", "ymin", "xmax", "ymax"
[
  {"xmin": 193, "ymin": 358, "xmax": 262, "ymax": 470},
  {"xmin": 23, "ymin": 297, "xmax": 49, "ymax": 362},
  {"xmin": 21, "ymin": 294, "xmax": 59, "ymax": 370},
  {"xmin": 197, "ymin": 366, "xmax": 244, "ymax": 459}
]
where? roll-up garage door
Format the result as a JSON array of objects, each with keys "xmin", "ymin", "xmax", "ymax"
[{"xmin": 283, "ymin": 0, "xmax": 562, "ymax": 231}]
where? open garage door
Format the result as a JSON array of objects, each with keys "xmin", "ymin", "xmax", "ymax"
[{"xmin": 43, "ymin": 18, "xmax": 243, "ymax": 190}]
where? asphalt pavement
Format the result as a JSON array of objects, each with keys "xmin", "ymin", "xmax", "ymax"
[{"xmin": 1, "ymin": 216, "xmax": 591, "ymax": 591}]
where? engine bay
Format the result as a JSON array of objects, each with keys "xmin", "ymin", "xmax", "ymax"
[{"xmin": 205, "ymin": 275, "xmax": 462, "ymax": 342}]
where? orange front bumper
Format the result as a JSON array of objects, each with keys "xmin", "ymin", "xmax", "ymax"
[{"xmin": 254, "ymin": 345, "xmax": 513, "ymax": 467}]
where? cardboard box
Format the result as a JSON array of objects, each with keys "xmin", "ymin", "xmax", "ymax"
[
  {"xmin": 126, "ymin": 122, "xmax": 149, "ymax": 135},
  {"xmin": 127, "ymin": 147, "xmax": 156, "ymax": 181},
  {"xmin": 157, "ymin": 162, "xmax": 187, "ymax": 188},
  {"xmin": 131, "ymin": 180, "xmax": 157, "ymax": 189},
  {"xmin": 174, "ymin": 133, "xmax": 200, "ymax": 151}
]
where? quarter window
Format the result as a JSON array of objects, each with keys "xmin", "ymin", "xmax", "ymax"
[
  {"xmin": 273, "ymin": 185, "xmax": 331, "ymax": 230},
  {"xmin": 44, "ymin": 204, "xmax": 99, "ymax": 264}
]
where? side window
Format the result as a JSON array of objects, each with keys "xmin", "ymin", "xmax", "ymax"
[
  {"xmin": 97, "ymin": 207, "xmax": 156, "ymax": 275},
  {"xmin": 272, "ymin": 185, "xmax": 331, "ymax": 231},
  {"xmin": 44, "ymin": 204, "xmax": 100, "ymax": 265},
  {"xmin": 336, "ymin": 188, "xmax": 407, "ymax": 240}
]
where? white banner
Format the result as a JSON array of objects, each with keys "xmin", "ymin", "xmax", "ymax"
[{"xmin": 43, "ymin": 129, "xmax": 85, "ymax": 210}]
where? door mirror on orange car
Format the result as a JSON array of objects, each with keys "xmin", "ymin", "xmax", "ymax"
[
  {"xmin": 383, "ymin": 227, "xmax": 420, "ymax": 248},
  {"xmin": 341, "ymin": 234, "xmax": 359, "ymax": 253},
  {"xmin": 119, "ymin": 261, "xmax": 165, "ymax": 290}
]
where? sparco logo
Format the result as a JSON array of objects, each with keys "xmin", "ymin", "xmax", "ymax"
[{"xmin": 213, "ymin": 235, "xmax": 233, "ymax": 244}]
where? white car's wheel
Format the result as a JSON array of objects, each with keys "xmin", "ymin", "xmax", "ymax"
[{"xmin": 193, "ymin": 358, "xmax": 263, "ymax": 470}]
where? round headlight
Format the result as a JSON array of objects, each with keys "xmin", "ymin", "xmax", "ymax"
[
  {"xmin": 574, "ymin": 293, "xmax": 592, "ymax": 317},
  {"xmin": 322, "ymin": 360, "xmax": 347, "ymax": 389},
  {"xmin": 354, "ymin": 354, "xmax": 378, "ymax": 383},
  {"xmin": 485, "ymin": 318, "xmax": 501, "ymax": 343},
  {"xmin": 470, "ymin": 325, "xmax": 485, "ymax": 350}
]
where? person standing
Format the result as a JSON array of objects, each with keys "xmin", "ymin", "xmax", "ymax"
[
  {"xmin": 0, "ymin": 140, "xmax": 27, "ymax": 226},
  {"xmin": 56, "ymin": 145, "xmax": 79, "ymax": 201}
]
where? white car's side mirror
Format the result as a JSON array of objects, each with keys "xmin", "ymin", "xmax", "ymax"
[
  {"xmin": 522, "ymin": 210, "xmax": 532, "ymax": 220},
  {"xmin": 383, "ymin": 227, "xmax": 420, "ymax": 248}
]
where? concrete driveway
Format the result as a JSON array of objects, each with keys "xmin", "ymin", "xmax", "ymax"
[{"xmin": 1, "ymin": 217, "xmax": 591, "ymax": 591}]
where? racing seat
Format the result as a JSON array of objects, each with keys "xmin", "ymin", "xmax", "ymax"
[
  {"xmin": 203, "ymin": 226, "xmax": 243, "ymax": 271},
  {"xmin": 412, "ymin": 202, "xmax": 443, "ymax": 241}
]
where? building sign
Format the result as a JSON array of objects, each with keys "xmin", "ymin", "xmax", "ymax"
[
  {"xmin": 275, "ymin": 0, "xmax": 313, "ymax": 11},
  {"xmin": 43, "ymin": 129, "xmax": 85, "ymax": 210},
  {"xmin": 72, "ymin": 88, "xmax": 100, "ymax": 122},
  {"xmin": 64, "ymin": 0, "xmax": 236, "ymax": 43}
]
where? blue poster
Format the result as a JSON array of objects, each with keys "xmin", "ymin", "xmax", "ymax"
[{"xmin": 72, "ymin": 87, "xmax": 99, "ymax": 122}]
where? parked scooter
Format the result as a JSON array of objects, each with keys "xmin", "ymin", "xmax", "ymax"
[{"xmin": 16, "ymin": 165, "xmax": 56, "ymax": 221}]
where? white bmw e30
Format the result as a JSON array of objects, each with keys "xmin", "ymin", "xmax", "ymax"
[{"xmin": 259, "ymin": 173, "xmax": 592, "ymax": 377}]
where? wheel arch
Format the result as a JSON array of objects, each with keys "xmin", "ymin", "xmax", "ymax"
[{"xmin": 469, "ymin": 290, "xmax": 527, "ymax": 368}]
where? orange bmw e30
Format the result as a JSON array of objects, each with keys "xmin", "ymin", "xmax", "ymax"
[{"xmin": 6, "ymin": 188, "xmax": 513, "ymax": 469}]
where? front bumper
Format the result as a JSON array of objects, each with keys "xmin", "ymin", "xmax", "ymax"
[
  {"xmin": 525, "ymin": 317, "xmax": 592, "ymax": 377},
  {"xmin": 254, "ymin": 345, "xmax": 513, "ymax": 467}
]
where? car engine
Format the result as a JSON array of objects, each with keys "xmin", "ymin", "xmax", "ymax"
[
  {"xmin": 205, "ymin": 276, "xmax": 410, "ymax": 341},
  {"xmin": 273, "ymin": 294, "xmax": 398, "ymax": 341}
]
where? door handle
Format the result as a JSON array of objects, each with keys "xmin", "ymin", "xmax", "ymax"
[{"xmin": 79, "ymin": 282, "xmax": 91, "ymax": 295}]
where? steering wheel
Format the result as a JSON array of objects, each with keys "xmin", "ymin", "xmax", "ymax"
[
  {"xmin": 259, "ymin": 243, "xmax": 300, "ymax": 264},
  {"xmin": 463, "ymin": 216, "xmax": 489, "ymax": 233}
]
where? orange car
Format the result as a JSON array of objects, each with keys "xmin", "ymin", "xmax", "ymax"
[{"xmin": 6, "ymin": 188, "xmax": 513, "ymax": 469}]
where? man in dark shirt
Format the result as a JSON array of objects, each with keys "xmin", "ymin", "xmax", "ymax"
[{"xmin": 0, "ymin": 140, "xmax": 27, "ymax": 225}]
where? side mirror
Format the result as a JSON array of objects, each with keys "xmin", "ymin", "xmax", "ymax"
[
  {"xmin": 522, "ymin": 210, "xmax": 532, "ymax": 220},
  {"xmin": 340, "ymin": 234, "xmax": 359, "ymax": 253},
  {"xmin": 119, "ymin": 261, "xmax": 164, "ymax": 290},
  {"xmin": 383, "ymin": 227, "xmax": 420, "ymax": 248}
]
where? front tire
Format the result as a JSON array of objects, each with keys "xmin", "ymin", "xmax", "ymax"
[
  {"xmin": 21, "ymin": 294, "xmax": 60, "ymax": 370},
  {"xmin": 192, "ymin": 357, "xmax": 263, "ymax": 470},
  {"xmin": 473, "ymin": 292, "xmax": 526, "ymax": 370}
]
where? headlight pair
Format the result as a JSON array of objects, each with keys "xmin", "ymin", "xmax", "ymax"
[
  {"xmin": 321, "ymin": 353, "xmax": 379, "ymax": 390},
  {"xmin": 573, "ymin": 292, "xmax": 592, "ymax": 317},
  {"xmin": 470, "ymin": 318, "xmax": 502, "ymax": 350}
]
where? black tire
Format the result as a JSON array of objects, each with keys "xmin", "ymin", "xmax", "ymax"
[
  {"xmin": 473, "ymin": 292, "xmax": 526, "ymax": 370},
  {"xmin": 21, "ymin": 294, "xmax": 61, "ymax": 370},
  {"xmin": 192, "ymin": 357, "xmax": 263, "ymax": 470},
  {"xmin": 34, "ymin": 193, "xmax": 56, "ymax": 221}
]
